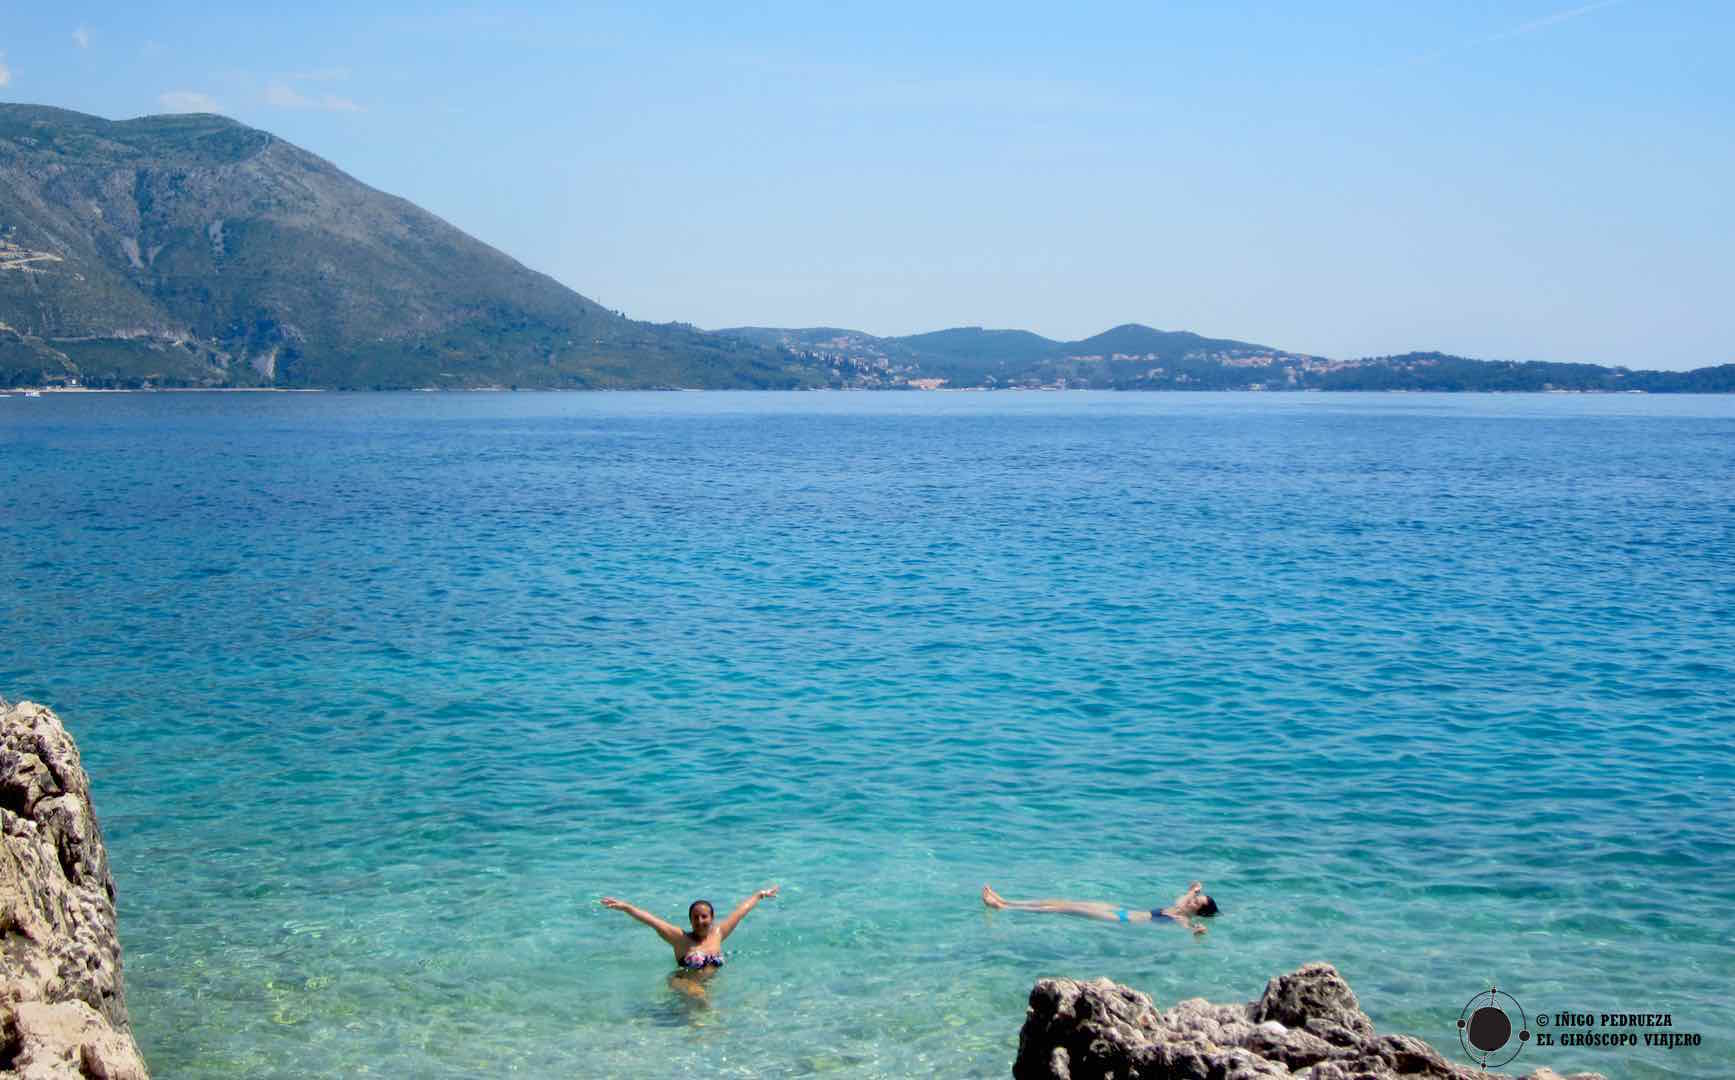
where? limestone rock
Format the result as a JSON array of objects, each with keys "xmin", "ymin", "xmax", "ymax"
[
  {"xmin": 1014, "ymin": 963, "xmax": 1603, "ymax": 1080},
  {"xmin": 1252, "ymin": 963, "xmax": 1375, "ymax": 1044},
  {"xmin": 4, "ymin": 1002, "xmax": 148, "ymax": 1080},
  {"xmin": 1, "ymin": 700, "xmax": 149, "ymax": 1078}
]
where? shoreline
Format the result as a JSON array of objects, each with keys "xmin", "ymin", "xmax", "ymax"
[
  {"xmin": 1, "ymin": 386, "xmax": 327, "ymax": 393},
  {"xmin": 8, "ymin": 385, "xmax": 1725, "ymax": 396}
]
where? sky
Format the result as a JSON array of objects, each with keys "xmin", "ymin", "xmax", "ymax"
[{"xmin": 2, "ymin": 2, "xmax": 1730, "ymax": 369}]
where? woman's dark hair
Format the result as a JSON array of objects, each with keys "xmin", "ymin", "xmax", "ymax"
[
  {"xmin": 1198, "ymin": 895, "xmax": 1220, "ymax": 917},
  {"xmin": 688, "ymin": 899, "xmax": 715, "ymax": 921}
]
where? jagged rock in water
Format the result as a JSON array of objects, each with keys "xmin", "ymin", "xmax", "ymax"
[
  {"xmin": 1014, "ymin": 962, "xmax": 1602, "ymax": 1080},
  {"xmin": 1, "ymin": 700, "xmax": 148, "ymax": 1079}
]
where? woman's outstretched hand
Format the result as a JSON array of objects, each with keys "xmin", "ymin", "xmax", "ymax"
[
  {"xmin": 600, "ymin": 896, "xmax": 629, "ymax": 910},
  {"xmin": 756, "ymin": 886, "xmax": 780, "ymax": 900}
]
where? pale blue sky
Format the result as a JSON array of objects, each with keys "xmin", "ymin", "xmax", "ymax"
[{"xmin": 3, "ymin": 2, "xmax": 1730, "ymax": 368}]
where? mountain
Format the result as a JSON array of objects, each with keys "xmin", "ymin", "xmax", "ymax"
[
  {"xmin": 0, "ymin": 104, "xmax": 817, "ymax": 389},
  {"xmin": 4, "ymin": 104, "xmax": 1725, "ymax": 393},
  {"xmin": 713, "ymin": 322, "xmax": 1322, "ymax": 388},
  {"xmin": 894, "ymin": 327, "xmax": 1061, "ymax": 371},
  {"xmin": 715, "ymin": 324, "xmax": 1734, "ymax": 392}
]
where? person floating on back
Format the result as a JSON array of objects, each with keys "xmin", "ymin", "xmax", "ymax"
[
  {"xmin": 601, "ymin": 886, "xmax": 780, "ymax": 970},
  {"xmin": 980, "ymin": 880, "xmax": 1219, "ymax": 935}
]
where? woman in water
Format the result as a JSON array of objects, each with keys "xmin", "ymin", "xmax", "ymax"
[
  {"xmin": 981, "ymin": 880, "xmax": 1219, "ymax": 935},
  {"xmin": 600, "ymin": 886, "xmax": 780, "ymax": 971}
]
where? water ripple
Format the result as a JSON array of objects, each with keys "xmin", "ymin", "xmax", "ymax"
[{"xmin": 2, "ymin": 391, "xmax": 1731, "ymax": 1078}]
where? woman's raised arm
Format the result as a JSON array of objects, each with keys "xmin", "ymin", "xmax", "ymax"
[
  {"xmin": 717, "ymin": 885, "xmax": 779, "ymax": 941},
  {"xmin": 600, "ymin": 896, "xmax": 685, "ymax": 946}
]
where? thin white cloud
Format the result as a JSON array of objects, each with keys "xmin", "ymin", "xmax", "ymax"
[
  {"xmin": 1411, "ymin": 0, "xmax": 1624, "ymax": 63},
  {"xmin": 265, "ymin": 81, "xmax": 363, "ymax": 112},
  {"xmin": 1489, "ymin": 0, "xmax": 1623, "ymax": 42},
  {"xmin": 73, "ymin": 25, "xmax": 91, "ymax": 49},
  {"xmin": 0, "ymin": 55, "xmax": 10, "ymax": 88},
  {"xmin": 834, "ymin": 74, "xmax": 1123, "ymax": 113},
  {"xmin": 264, "ymin": 82, "xmax": 309, "ymax": 108},
  {"xmin": 158, "ymin": 90, "xmax": 221, "ymax": 114},
  {"xmin": 290, "ymin": 67, "xmax": 350, "ymax": 82}
]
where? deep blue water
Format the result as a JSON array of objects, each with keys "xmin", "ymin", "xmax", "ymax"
[{"xmin": 1, "ymin": 390, "xmax": 1731, "ymax": 1078}]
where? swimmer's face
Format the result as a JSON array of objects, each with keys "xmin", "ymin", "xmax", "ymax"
[{"xmin": 688, "ymin": 901, "xmax": 715, "ymax": 935}]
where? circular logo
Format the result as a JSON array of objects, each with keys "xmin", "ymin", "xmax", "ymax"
[
  {"xmin": 1457, "ymin": 988, "xmax": 1528, "ymax": 1069},
  {"xmin": 1469, "ymin": 1006, "xmax": 1511, "ymax": 1051}
]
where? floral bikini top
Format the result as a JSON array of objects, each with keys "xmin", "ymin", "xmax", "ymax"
[{"xmin": 679, "ymin": 950, "xmax": 723, "ymax": 970}]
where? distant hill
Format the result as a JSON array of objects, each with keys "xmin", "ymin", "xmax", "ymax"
[
  {"xmin": 713, "ymin": 322, "xmax": 1324, "ymax": 388},
  {"xmin": 714, "ymin": 325, "xmax": 1734, "ymax": 392},
  {"xmin": 1306, "ymin": 352, "xmax": 1735, "ymax": 393},
  {"xmin": 0, "ymin": 104, "xmax": 817, "ymax": 389},
  {"xmin": 893, "ymin": 327, "xmax": 1061, "ymax": 374}
]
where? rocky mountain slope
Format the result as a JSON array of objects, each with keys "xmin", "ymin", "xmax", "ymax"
[{"xmin": 0, "ymin": 104, "xmax": 813, "ymax": 389}]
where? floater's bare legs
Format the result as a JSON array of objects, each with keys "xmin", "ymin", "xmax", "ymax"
[{"xmin": 982, "ymin": 885, "xmax": 1129, "ymax": 922}]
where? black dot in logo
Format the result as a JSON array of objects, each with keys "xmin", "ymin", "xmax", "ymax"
[
  {"xmin": 1457, "ymin": 1019, "xmax": 1466, "ymax": 1029},
  {"xmin": 1519, "ymin": 1030, "xmax": 1530, "ymax": 1041},
  {"xmin": 1468, "ymin": 1007, "xmax": 1512, "ymax": 1052}
]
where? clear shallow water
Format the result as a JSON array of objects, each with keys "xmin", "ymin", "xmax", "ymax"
[{"xmin": 2, "ymin": 390, "xmax": 1732, "ymax": 1078}]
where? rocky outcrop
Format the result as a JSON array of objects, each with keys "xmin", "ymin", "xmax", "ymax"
[
  {"xmin": 1015, "ymin": 962, "xmax": 1602, "ymax": 1080},
  {"xmin": 1, "ymin": 700, "xmax": 148, "ymax": 1079}
]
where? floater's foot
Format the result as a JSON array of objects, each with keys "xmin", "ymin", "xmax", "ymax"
[{"xmin": 982, "ymin": 885, "xmax": 1008, "ymax": 909}]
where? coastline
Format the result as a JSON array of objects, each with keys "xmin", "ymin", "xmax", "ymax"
[
  {"xmin": 7, "ymin": 384, "xmax": 1713, "ymax": 395},
  {"xmin": 1, "ymin": 386, "xmax": 327, "ymax": 393}
]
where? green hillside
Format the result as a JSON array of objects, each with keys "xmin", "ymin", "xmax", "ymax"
[
  {"xmin": 715, "ymin": 322, "xmax": 1319, "ymax": 388},
  {"xmin": 0, "ymin": 103, "xmax": 817, "ymax": 389},
  {"xmin": 1311, "ymin": 353, "xmax": 1735, "ymax": 393},
  {"xmin": 713, "ymin": 325, "xmax": 1731, "ymax": 392}
]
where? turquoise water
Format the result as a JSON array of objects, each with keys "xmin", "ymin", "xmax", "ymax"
[{"xmin": 2, "ymin": 390, "xmax": 1731, "ymax": 1078}]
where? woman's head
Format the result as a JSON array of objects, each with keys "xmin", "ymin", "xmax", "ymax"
[{"xmin": 688, "ymin": 900, "xmax": 715, "ymax": 937}]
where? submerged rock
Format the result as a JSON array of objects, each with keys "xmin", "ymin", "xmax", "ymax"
[
  {"xmin": 1014, "ymin": 962, "xmax": 1602, "ymax": 1080},
  {"xmin": 1, "ymin": 700, "xmax": 148, "ymax": 1079}
]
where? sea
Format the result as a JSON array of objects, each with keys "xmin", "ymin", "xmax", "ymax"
[{"xmin": 1, "ymin": 390, "xmax": 1730, "ymax": 1079}]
